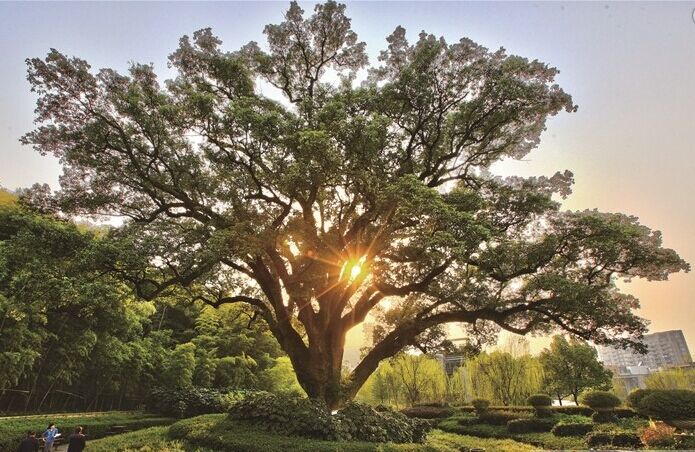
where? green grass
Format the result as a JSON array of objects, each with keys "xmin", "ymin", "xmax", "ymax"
[
  {"xmin": 165, "ymin": 414, "xmax": 535, "ymax": 452},
  {"xmin": 0, "ymin": 411, "xmax": 175, "ymax": 451},
  {"xmin": 85, "ymin": 426, "xmax": 198, "ymax": 452}
]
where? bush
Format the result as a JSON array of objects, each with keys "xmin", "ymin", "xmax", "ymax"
[
  {"xmin": 471, "ymin": 398, "xmax": 490, "ymax": 414},
  {"xmin": 551, "ymin": 422, "xmax": 593, "ymax": 437},
  {"xmin": 611, "ymin": 432, "xmax": 642, "ymax": 448},
  {"xmin": 527, "ymin": 394, "xmax": 552, "ymax": 407},
  {"xmin": 228, "ymin": 392, "xmax": 339, "ymax": 440},
  {"xmin": 586, "ymin": 432, "xmax": 613, "ymax": 448},
  {"xmin": 147, "ymin": 386, "xmax": 244, "ymax": 417},
  {"xmin": 627, "ymin": 388, "xmax": 656, "ymax": 409},
  {"xmin": 479, "ymin": 410, "xmax": 528, "ymax": 426},
  {"xmin": 592, "ymin": 410, "xmax": 617, "ymax": 423},
  {"xmin": 506, "ymin": 418, "xmax": 555, "ymax": 433},
  {"xmin": 613, "ymin": 407, "xmax": 640, "ymax": 419},
  {"xmin": 335, "ymin": 402, "xmax": 431, "ymax": 443},
  {"xmin": 640, "ymin": 421, "xmax": 676, "ymax": 448},
  {"xmin": 638, "ymin": 389, "xmax": 695, "ymax": 420},
  {"xmin": 400, "ymin": 406, "xmax": 454, "ymax": 419},
  {"xmin": 580, "ymin": 390, "xmax": 621, "ymax": 411},
  {"xmin": 675, "ymin": 434, "xmax": 695, "ymax": 450}
]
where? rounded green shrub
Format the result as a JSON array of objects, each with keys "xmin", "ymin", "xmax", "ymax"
[
  {"xmin": 626, "ymin": 388, "xmax": 656, "ymax": 409},
  {"xmin": 580, "ymin": 390, "xmax": 621, "ymax": 411},
  {"xmin": 591, "ymin": 410, "xmax": 617, "ymax": 423},
  {"xmin": 527, "ymin": 394, "xmax": 552, "ymax": 407},
  {"xmin": 551, "ymin": 422, "xmax": 593, "ymax": 437},
  {"xmin": 228, "ymin": 392, "xmax": 339, "ymax": 440},
  {"xmin": 471, "ymin": 398, "xmax": 490, "ymax": 414},
  {"xmin": 638, "ymin": 389, "xmax": 695, "ymax": 420}
]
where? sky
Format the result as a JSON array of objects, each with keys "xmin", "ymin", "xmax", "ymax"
[{"xmin": 1, "ymin": 1, "xmax": 694, "ymax": 358}]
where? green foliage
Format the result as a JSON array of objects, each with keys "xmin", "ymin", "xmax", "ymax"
[
  {"xmin": 645, "ymin": 368, "xmax": 695, "ymax": 390},
  {"xmin": 592, "ymin": 410, "xmax": 618, "ymax": 423},
  {"xmin": 227, "ymin": 392, "xmax": 339, "ymax": 440},
  {"xmin": 585, "ymin": 431, "xmax": 614, "ymax": 448},
  {"xmin": 627, "ymin": 388, "xmax": 656, "ymax": 409},
  {"xmin": 0, "ymin": 411, "xmax": 174, "ymax": 451},
  {"xmin": 466, "ymin": 350, "xmax": 544, "ymax": 406},
  {"xmin": 471, "ymin": 398, "xmax": 490, "ymax": 414},
  {"xmin": 637, "ymin": 389, "xmax": 695, "ymax": 420},
  {"xmin": 580, "ymin": 390, "xmax": 621, "ymax": 410},
  {"xmin": 539, "ymin": 335, "xmax": 613, "ymax": 404},
  {"xmin": 551, "ymin": 422, "xmax": 593, "ymax": 437},
  {"xmin": 526, "ymin": 394, "xmax": 552, "ymax": 407},
  {"xmin": 506, "ymin": 418, "xmax": 555, "ymax": 434},
  {"xmin": 335, "ymin": 402, "xmax": 431, "ymax": 443},
  {"xmin": 611, "ymin": 432, "xmax": 642, "ymax": 448},
  {"xmin": 146, "ymin": 387, "xmax": 251, "ymax": 418}
]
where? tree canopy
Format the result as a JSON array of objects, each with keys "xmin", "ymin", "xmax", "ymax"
[
  {"xmin": 539, "ymin": 335, "xmax": 613, "ymax": 404},
  {"xmin": 21, "ymin": 1, "xmax": 688, "ymax": 408}
]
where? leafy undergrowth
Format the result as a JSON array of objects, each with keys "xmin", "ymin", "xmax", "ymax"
[
  {"xmin": 0, "ymin": 411, "xmax": 175, "ymax": 451},
  {"xmin": 166, "ymin": 414, "xmax": 535, "ymax": 451}
]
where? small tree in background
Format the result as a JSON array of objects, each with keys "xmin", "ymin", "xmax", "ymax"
[{"xmin": 540, "ymin": 335, "xmax": 613, "ymax": 405}]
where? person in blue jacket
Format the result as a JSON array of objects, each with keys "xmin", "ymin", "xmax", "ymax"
[{"xmin": 42, "ymin": 423, "xmax": 59, "ymax": 452}]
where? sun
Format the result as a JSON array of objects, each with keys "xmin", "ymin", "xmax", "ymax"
[{"xmin": 340, "ymin": 256, "xmax": 367, "ymax": 282}]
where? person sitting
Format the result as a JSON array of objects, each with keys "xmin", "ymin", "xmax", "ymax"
[
  {"xmin": 42, "ymin": 423, "xmax": 59, "ymax": 452},
  {"xmin": 67, "ymin": 426, "xmax": 86, "ymax": 452},
  {"xmin": 18, "ymin": 430, "xmax": 39, "ymax": 452}
]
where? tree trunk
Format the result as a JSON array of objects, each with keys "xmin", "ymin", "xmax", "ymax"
[{"xmin": 557, "ymin": 393, "xmax": 563, "ymax": 406}]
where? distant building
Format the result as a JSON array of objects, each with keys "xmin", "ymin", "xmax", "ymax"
[
  {"xmin": 610, "ymin": 365, "xmax": 652, "ymax": 392},
  {"xmin": 597, "ymin": 330, "xmax": 692, "ymax": 370}
]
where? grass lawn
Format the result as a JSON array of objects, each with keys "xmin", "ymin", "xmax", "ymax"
[{"xmin": 0, "ymin": 411, "xmax": 175, "ymax": 451}]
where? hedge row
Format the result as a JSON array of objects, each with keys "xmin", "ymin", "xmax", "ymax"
[{"xmin": 457, "ymin": 405, "xmax": 594, "ymax": 416}]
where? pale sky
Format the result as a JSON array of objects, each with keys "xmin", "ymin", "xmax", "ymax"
[{"xmin": 1, "ymin": 1, "xmax": 694, "ymax": 358}]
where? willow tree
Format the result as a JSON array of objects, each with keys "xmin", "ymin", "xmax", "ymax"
[{"xmin": 22, "ymin": 1, "xmax": 688, "ymax": 409}]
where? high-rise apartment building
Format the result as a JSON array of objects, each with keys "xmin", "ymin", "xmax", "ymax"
[{"xmin": 596, "ymin": 330, "xmax": 692, "ymax": 370}]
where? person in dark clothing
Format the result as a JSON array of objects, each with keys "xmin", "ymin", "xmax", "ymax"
[
  {"xmin": 18, "ymin": 431, "xmax": 39, "ymax": 452},
  {"xmin": 67, "ymin": 426, "xmax": 86, "ymax": 452}
]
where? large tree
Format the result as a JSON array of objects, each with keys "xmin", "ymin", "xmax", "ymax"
[{"xmin": 21, "ymin": 1, "xmax": 688, "ymax": 408}]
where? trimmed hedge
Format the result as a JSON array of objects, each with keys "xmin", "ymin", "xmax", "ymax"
[
  {"xmin": 401, "ymin": 406, "xmax": 454, "ymax": 419},
  {"xmin": 471, "ymin": 398, "xmax": 490, "ymax": 414},
  {"xmin": 637, "ymin": 389, "xmax": 695, "ymax": 421},
  {"xmin": 479, "ymin": 410, "xmax": 528, "ymax": 426},
  {"xmin": 592, "ymin": 410, "xmax": 617, "ymax": 423},
  {"xmin": 506, "ymin": 418, "xmax": 555, "ymax": 433},
  {"xmin": 580, "ymin": 391, "xmax": 621, "ymax": 410},
  {"xmin": 551, "ymin": 422, "xmax": 593, "ymax": 437},
  {"xmin": 526, "ymin": 394, "xmax": 552, "ymax": 407},
  {"xmin": 551, "ymin": 405, "xmax": 594, "ymax": 416},
  {"xmin": 612, "ymin": 432, "xmax": 642, "ymax": 448},
  {"xmin": 586, "ymin": 431, "xmax": 613, "ymax": 448}
]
